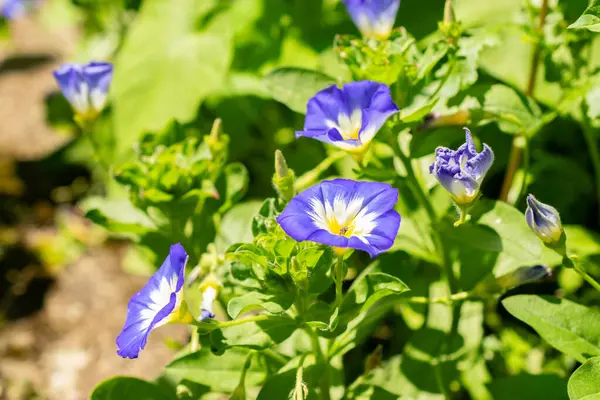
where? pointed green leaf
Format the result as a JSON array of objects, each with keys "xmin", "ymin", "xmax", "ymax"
[
  {"xmin": 569, "ymin": 1, "xmax": 600, "ymax": 32},
  {"xmin": 568, "ymin": 356, "xmax": 600, "ymax": 400},
  {"xmin": 502, "ymin": 295, "xmax": 600, "ymax": 362},
  {"xmin": 264, "ymin": 68, "xmax": 336, "ymax": 114},
  {"xmin": 210, "ymin": 316, "xmax": 296, "ymax": 351},
  {"xmin": 91, "ymin": 377, "xmax": 176, "ymax": 400}
]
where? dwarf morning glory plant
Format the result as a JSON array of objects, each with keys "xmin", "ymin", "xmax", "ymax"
[
  {"xmin": 343, "ymin": 0, "xmax": 400, "ymax": 40},
  {"xmin": 430, "ymin": 128, "xmax": 494, "ymax": 224},
  {"xmin": 116, "ymin": 243, "xmax": 193, "ymax": 359},
  {"xmin": 296, "ymin": 81, "xmax": 398, "ymax": 155},
  {"xmin": 525, "ymin": 194, "xmax": 563, "ymax": 246},
  {"xmin": 277, "ymin": 178, "xmax": 400, "ymax": 258},
  {"xmin": 53, "ymin": 62, "xmax": 113, "ymax": 123}
]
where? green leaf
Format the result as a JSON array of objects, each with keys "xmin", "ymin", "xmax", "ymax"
[
  {"xmin": 166, "ymin": 348, "xmax": 268, "ymax": 393},
  {"xmin": 442, "ymin": 199, "xmax": 542, "ymax": 278},
  {"xmin": 481, "ymin": 84, "xmax": 542, "ymax": 135},
  {"xmin": 210, "ymin": 316, "xmax": 296, "ymax": 351},
  {"xmin": 568, "ymin": 356, "xmax": 600, "ymax": 400},
  {"xmin": 264, "ymin": 67, "xmax": 336, "ymax": 114},
  {"xmin": 488, "ymin": 374, "xmax": 568, "ymax": 400},
  {"xmin": 91, "ymin": 377, "xmax": 176, "ymax": 400},
  {"xmin": 569, "ymin": 1, "xmax": 600, "ymax": 32},
  {"xmin": 216, "ymin": 201, "xmax": 263, "ymax": 252},
  {"xmin": 219, "ymin": 163, "xmax": 249, "ymax": 212},
  {"xmin": 227, "ymin": 290, "xmax": 294, "ymax": 318},
  {"xmin": 343, "ymin": 272, "xmax": 410, "ymax": 314},
  {"xmin": 112, "ymin": 0, "xmax": 233, "ymax": 153},
  {"xmin": 81, "ymin": 197, "xmax": 156, "ymax": 236},
  {"xmin": 295, "ymin": 246, "xmax": 334, "ymax": 295},
  {"xmin": 252, "ymin": 198, "xmax": 285, "ymax": 237},
  {"xmin": 502, "ymin": 295, "xmax": 600, "ymax": 363},
  {"xmin": 346, "ymin": 384, "xmax": 398, "ymax": 400}
]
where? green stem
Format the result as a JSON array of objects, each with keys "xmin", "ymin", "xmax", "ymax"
[
  {"xmin": 192, "ymin": 314, "xmax": 270, "ymax": 330},
  {"xmin": 391, "ymin": 138, "xmax": 458, "ymax": 293},
  {"xmin": 334, "ymin": 254, "xmax": 345, "ymax": 309},
  {"xmin": 581, "ymin": 112, "xmax": 600, "ymax": 227},
  {"xmin": 499, "ymin": 0, "xmax": 548, "ymax": 203},
  {"xmin": 295, "ymin": 151, "xmax": 346, "ymax": 191},
  {"xmin": 190, "ymin": 326, "xmax": 199, "ymax": 352},
  {"xmin": 305, "ymin": 327, "xmax": 332, "ymax": 400},
  {"xmin": 569, "ymin": 257, "xmax": 600, "ymax": 293},
  {"xmin": 406, "ymin": 291, "xmax": 472, "ymax": 305}
]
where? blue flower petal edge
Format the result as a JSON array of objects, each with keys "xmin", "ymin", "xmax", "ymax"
[{"xmin": 116, "ymin": 243, "xmax": 188, "ymax": 359}]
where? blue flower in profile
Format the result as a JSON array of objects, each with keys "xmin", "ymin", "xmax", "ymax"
[
  {"xmin": 296, "ymin": 81, "xmax": 398, "ymax": 154},
  {"xmin": 343, "ymin": 0, "xmax": 400, "ymax": 39},
  {"xmin": 525, "ymin": 194, "xmax": 563, "ymax": 245},
  {"xmin": 53, "ymin": 62, "xmax": 113, "ymax": 121},
  {"xmin": 116, "ymin": 243, "xmax": 192, "ymax": 359},
  {"xmin": 1, "ymin": 0, "xmax": 36, "ymax": 19},
  {"xmin": 276, "ymin": 179, "xmax": 401, "ymax": 257},
  {"xmin": 429, "ymin": 128, "xmax": 494, "ymax": 206}
]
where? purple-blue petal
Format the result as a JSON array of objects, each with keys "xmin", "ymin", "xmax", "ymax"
[
  {"xmin": 296, "ymin": 81, "xmax": 398, "ymax": 151},
  {"xmin": 343, "ymin": 0, "xmax": 400, "ymax": 37},
  {"xmin": 277, "ymin": 179, "xmax": 400, "ymax": 257},
  {"xmin": 116, "ymin": 243, "xmax": 188, "ymax": 359},
  {"xmin": 429, "ymin": 128, "xmax": 493, "ymax": 203}
]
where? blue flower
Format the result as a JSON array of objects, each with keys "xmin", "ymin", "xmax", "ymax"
[
  {"xmin": 429, "ymin": 128, "xmax": 494, "ymax": 206},
  {"xmin": 343, "ymin": 0, "xmax": 400, "ymax": 39},
  {"xmin": 296, "ymin": 81, "xmax": 398, "ymax": 154},
  {"xmin": 276, "ymin": 179, "xmax": 401, "ymax": 257},
  {"xmin": 53, "ymin": 62, "xmax": 113, "ymax": 121},
  {"xmin": 525, "ymin": 194, "xmax": 563, "ymax": 245},
  {"xmin": 116, "ymin": 243, "xmax": 192, "ymax": 359},
  {"xmin": 1, "ymin": 0, "xmax": 35, "ymax": 19}
]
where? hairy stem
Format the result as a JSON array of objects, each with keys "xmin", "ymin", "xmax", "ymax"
[
  {"xmin": 305, "ymin": 327, "xmax": 332, "ymax": 400},
  {"xmin": 581, "ymin": 112, "xmax": 600, "ymax": 226},
  {"xmin": 499, "ymin": 0, "xmax": 548, "ymax": 202},
  {"xmin": 295, "ymin": 151, "xmax": 346, "ymax": 191},
  {"xmin": 407, "ymin": 291, "xmax": 472, "ymax": 305},
  {"xmin": 334, "ymin": 254, "xmax": 345, "ymax": 309},
  {"xmin": 568, "ymin": 257, "xmax": 600, "ymax": 293}
]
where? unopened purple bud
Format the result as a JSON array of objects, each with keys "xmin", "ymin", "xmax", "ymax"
[{"xmin": 525, "ymin": 194, "xmax": 563, "ymax": 245}]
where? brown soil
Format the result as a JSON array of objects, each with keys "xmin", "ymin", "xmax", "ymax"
[{"xmin": 0, "ymin": 243, "xmax": 188, "ymax": 400}]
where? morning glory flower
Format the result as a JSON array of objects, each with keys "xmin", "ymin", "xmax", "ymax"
[
  {"xmin": 53, "ymin": 62, "xmax": 113, "ymax": 121},
  {"xmin": 429, "ymin": 128, "xmax": 494, "ymax": 207},
  {"xmin": 276, "ymin": 179, "xmax": 401, "ymax": 257},
  {"xmin": 116, "ymin": 243, "xmax": 192, "ymax": 359},
  {"xmin": 296, "ymin": 81, "xmax": 398, "ymax": 154},
  {"xmin": 343, "ymin": 0, "xmax": 400, "ymax": 39},
  {"xmin": 525, "ymin": 194, "xmax": 563, "ymax": 245},
  {"xmin": 1, "ymin": 0, "xmax": 35, "ymax": 19}
]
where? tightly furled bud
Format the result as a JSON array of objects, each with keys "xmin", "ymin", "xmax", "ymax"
[
  {"xmin": 525, "ymin": 194, "xmax": 563, "ymax": 246},
  {"xmin": 272, "ymin": 150, "xmax": 296, "ymax": 201}
]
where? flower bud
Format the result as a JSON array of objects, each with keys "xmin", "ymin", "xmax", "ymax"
[
  {"xmin": 199, "ymin": 282, "xmax": 219, "ymax": 321},
  {"xmin": 430, "ymin": 128, "xmax": 494, "ymax": 208},
  {"xmin": 272, "ymin": 150, "xmax": 296, "ymax": 201},
  {"xmin": 525, "ymin": 194, "xmax": 563, "ymax": 245},
  {"xmin": 495, "ymin": 265, "xmax": 552, "ymax": 290}
]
